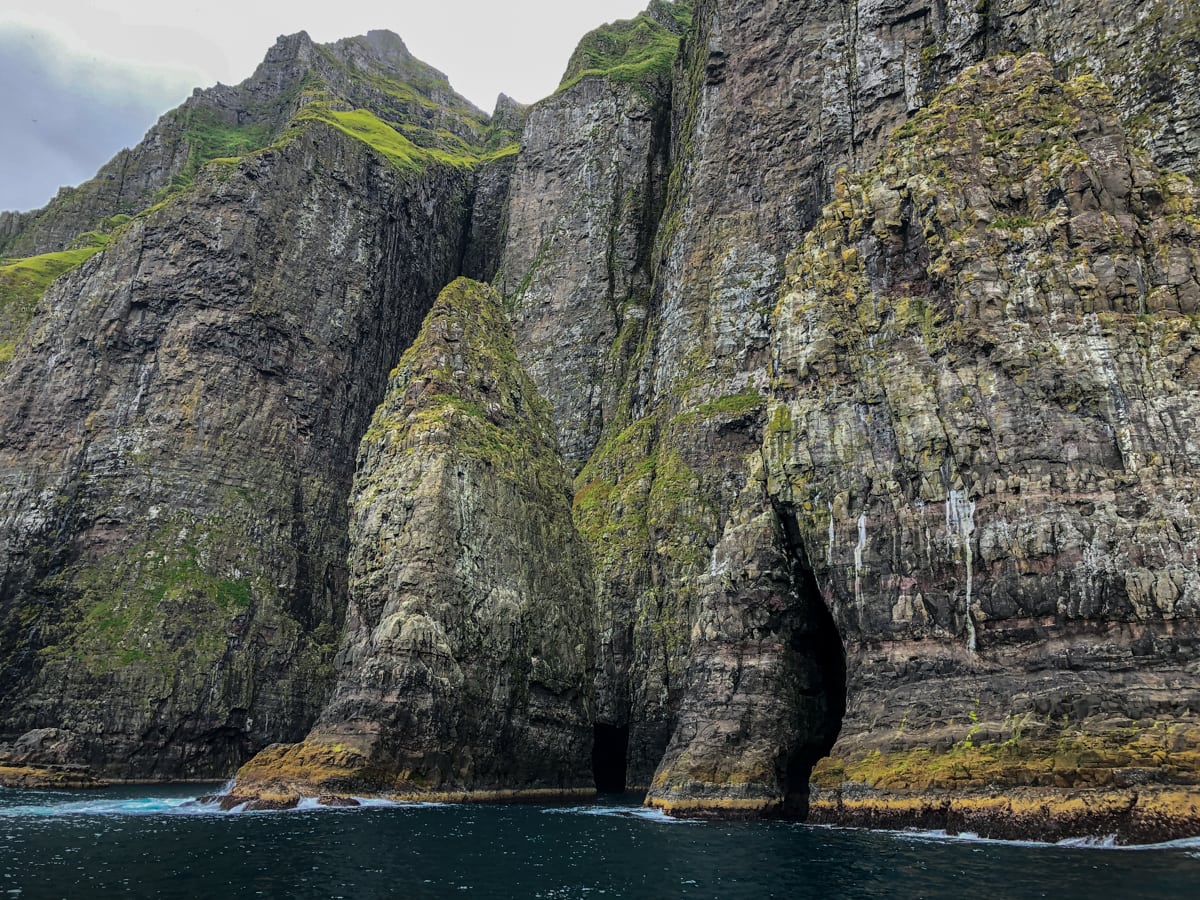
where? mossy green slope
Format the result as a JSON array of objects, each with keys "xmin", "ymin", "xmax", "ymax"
[
  {"xmin": 558, "ymin": 1, "xmax": 693, "ymax": 96},
  {"xmin": 0, "ymin": 216, "xmax": 131, "ymax": 372}
]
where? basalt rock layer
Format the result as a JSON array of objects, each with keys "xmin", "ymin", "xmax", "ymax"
[
  {"xmin": 646, "ymin": 51, "xmax": 1200, "ymax": 819},
  {"xmin": 573, "ymin": 0, "xmax": 1200, "ymax": 801},
  {"xmin": 1, "ymin": 0, "xmax": 1199, "ymax": 840}
]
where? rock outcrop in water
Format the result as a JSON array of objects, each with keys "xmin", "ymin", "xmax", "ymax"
[
  {"xmin": 224, "ymin": 278, "xmax": 595, "ymax": 808},
  {"xmin": 1, "ymin": 0, "xmax": 1199, "ymax": 841}
]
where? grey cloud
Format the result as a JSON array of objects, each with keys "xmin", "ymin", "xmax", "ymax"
[{"xmin": 0, "ymin": 25, "xmax": 198, "ymax": 213}]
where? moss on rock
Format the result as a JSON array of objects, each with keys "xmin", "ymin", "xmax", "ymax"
[
  {"xmin": 558, "ymin": 1, "xmax": 693, "ymax": 97},
  {"xmin": 226, "ymin": 278, "xmax": 596, "ymax": 803}
]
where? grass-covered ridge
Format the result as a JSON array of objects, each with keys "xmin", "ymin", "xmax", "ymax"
[
  {"xmin": 293, "ymin": 103, "xmax": 517, "ymax": 173},
  {"xmin": 0, "ymin": 218, "xmax": 128, "ymax": 371},
  {"xmin": 558, "ymin": 1, "xmax": 693, "ymax": 95},
  {"xmin": 153, "ymin": 107, "xmax": 276, "ymax": 200}
]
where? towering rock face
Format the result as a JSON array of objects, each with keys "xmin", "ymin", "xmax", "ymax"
[
  {"xmin": 497, "ymin": 3, "xmax": 685, "ymax": 470},
  {"xmin": 227, "ymin": 279, "xmax": 595, "ymax": 805},
  {"xmin": 0, "ymin": 38, "xmax": 498, "ymax": 778},
  {"xmin": 507, "ymin": 0, "xmax": 1200, "ymax": 800},
  {"xmin": 648, "ymin": 52, "xmax": 1200, "ymax": 817}
]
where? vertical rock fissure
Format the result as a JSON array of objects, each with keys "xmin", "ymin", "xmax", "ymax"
[
  {"xmin": 592, "ymin": 723, "xmax": 630, "ymax": 793},
  {"xmin": 774, "ymin": 502, "xmax": 847, "ymax": 818}
]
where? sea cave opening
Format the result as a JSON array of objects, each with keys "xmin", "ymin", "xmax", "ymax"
[
  {"xmin": 592, "ymin": 723, "xmax": 630, "ymax": 794},
  {"xmin": 777, "ymin": 506, "xmax": 848, "ymax": 820}
]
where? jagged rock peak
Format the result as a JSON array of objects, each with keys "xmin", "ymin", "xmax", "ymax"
[
  {"xmin": 322, "ymin": 29, "xmax": 462, "ymax": 97},
  {"xmin": 0, "ymin": 21, "xmax": 492, "ymax": 257},
  {"xmin": 341, "ymin": 28, "xmax": 412, "ymax": 59},
  {"xmin": 491, "ymin": 93, "xmax": 528, "ymax": 130},
  {"xmin": 261, "ymin": 30, "xmax": 318, "ymax": 66},
  {"xmin": 258, "ymin": 29, "xmax": 416, "ymax": 77}
]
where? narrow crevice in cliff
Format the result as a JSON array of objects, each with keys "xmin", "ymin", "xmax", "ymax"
[
  {"xmin": 592, "ymin": 723, "xmax": 630, "ymax": 793},
  {"xmin": 774, "ymin": 503, "xmax": 847, "ymax": 819}
]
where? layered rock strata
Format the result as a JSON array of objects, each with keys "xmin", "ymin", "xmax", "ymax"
[
  {"xmin": 490, "ymin": 0, "xmax": 1200, "ymax": 807},
  {"xmin": 647, "ymin": 54, "xmax": 1200, "ymax": 825},
  {"xmin": 1, "ymin": 0, "xmax": 1199, "ymax": 842},
  {"xmin": 223, "ymin": 279, "xmax": 594, "ymax": 807}
]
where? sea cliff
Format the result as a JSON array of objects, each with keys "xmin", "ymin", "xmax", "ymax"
[{"xmin": 1, "ymin": 0, "xmax": 1198, "ymax": 842}]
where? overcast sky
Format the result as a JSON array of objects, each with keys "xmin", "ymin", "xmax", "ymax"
[{"xmin": 0, "ymin": 0, "xmax": 652, "ymax": 214}]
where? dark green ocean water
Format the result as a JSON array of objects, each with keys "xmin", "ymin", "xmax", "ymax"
[{"xmin": 1, "ymin": 785, "xmax": 1197, "ymax": 899}]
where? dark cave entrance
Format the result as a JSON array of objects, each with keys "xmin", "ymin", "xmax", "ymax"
[
  {"xmin": 592, "ymin": 723, "xmax": 630, "ymax": 794},
  {"xmin": 776, "ymin": 506, "xmax": 848, "ymax": 820}
]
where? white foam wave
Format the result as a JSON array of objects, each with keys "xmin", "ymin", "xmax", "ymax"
[
  {"xmin": 541, "ymin": 805, "xmax": 698, "ymax": 824},
  {"xmin": 0, "ymin": 792, "xmax": 468, "ymax": 818},
  {"xmin": 0, "ymin": 796, "xmax": 221, "ymax": 818},
  {"xmin": 821, "ymin": 825, "xmax": 1200, "ymax": 853},
  {"xmin": 354, "ymin": 797, "xmax": 449, "ymax": 809}
]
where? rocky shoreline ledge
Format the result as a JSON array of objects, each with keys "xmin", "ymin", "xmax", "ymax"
[
  {"xmin": 5, "ymin": 761, "xmax": 1199, "ymax": 846},
  {"xmin": 199, "ymin": 739, "xmax": 598, "ymax": 812},
  {"xmin": 205, "ymin": 782, "xmax": 1200, "ymax": 845},
  {"xmin": 808, "ymin": 787, "xmax": 1200, "ymax": 846},
  {"xmin": 200, "ymin": 787, "xmax": 598, "ymax": 813},
  {"xmin": 0, "ymin": 764, "xmax": 108, "ymax": 790},
  {"xmin": 802, "ymin": 719, "xmax": 1200, "ymax": 844}
]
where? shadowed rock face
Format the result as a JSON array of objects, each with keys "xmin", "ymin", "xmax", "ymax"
[
  {"xmin": 225, "ymin": 279, "xmax": 595, "ymax": 804},
  {"xmin": 497, "ymin": 77, "xmax": 672, "ymax": 472},
  {"xmin": 0, "ymin": 117, "xmax": 475, "ymax": 779}
]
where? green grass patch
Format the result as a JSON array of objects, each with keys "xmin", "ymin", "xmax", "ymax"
[
  {"xmin": 558, "ymin": 1, "xmax": 693, "ymax": 96},
  {"xmin": 295, "ymin": 105, "xmax": 499, "ymax": 172},
  {"xmin": 149, "ymin": 107, "xmax": 274, "ymax": 202},
  {"xmin": 182, "ymin": 108, "xmax": 273, "ymax": 171},
  {"xmin": 0, "ymin": 238, "xmax": 111, "ymax": 370},
  {"xmin": 677, "ymin": 390, "xmax": 764, "ymax": 423}
]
